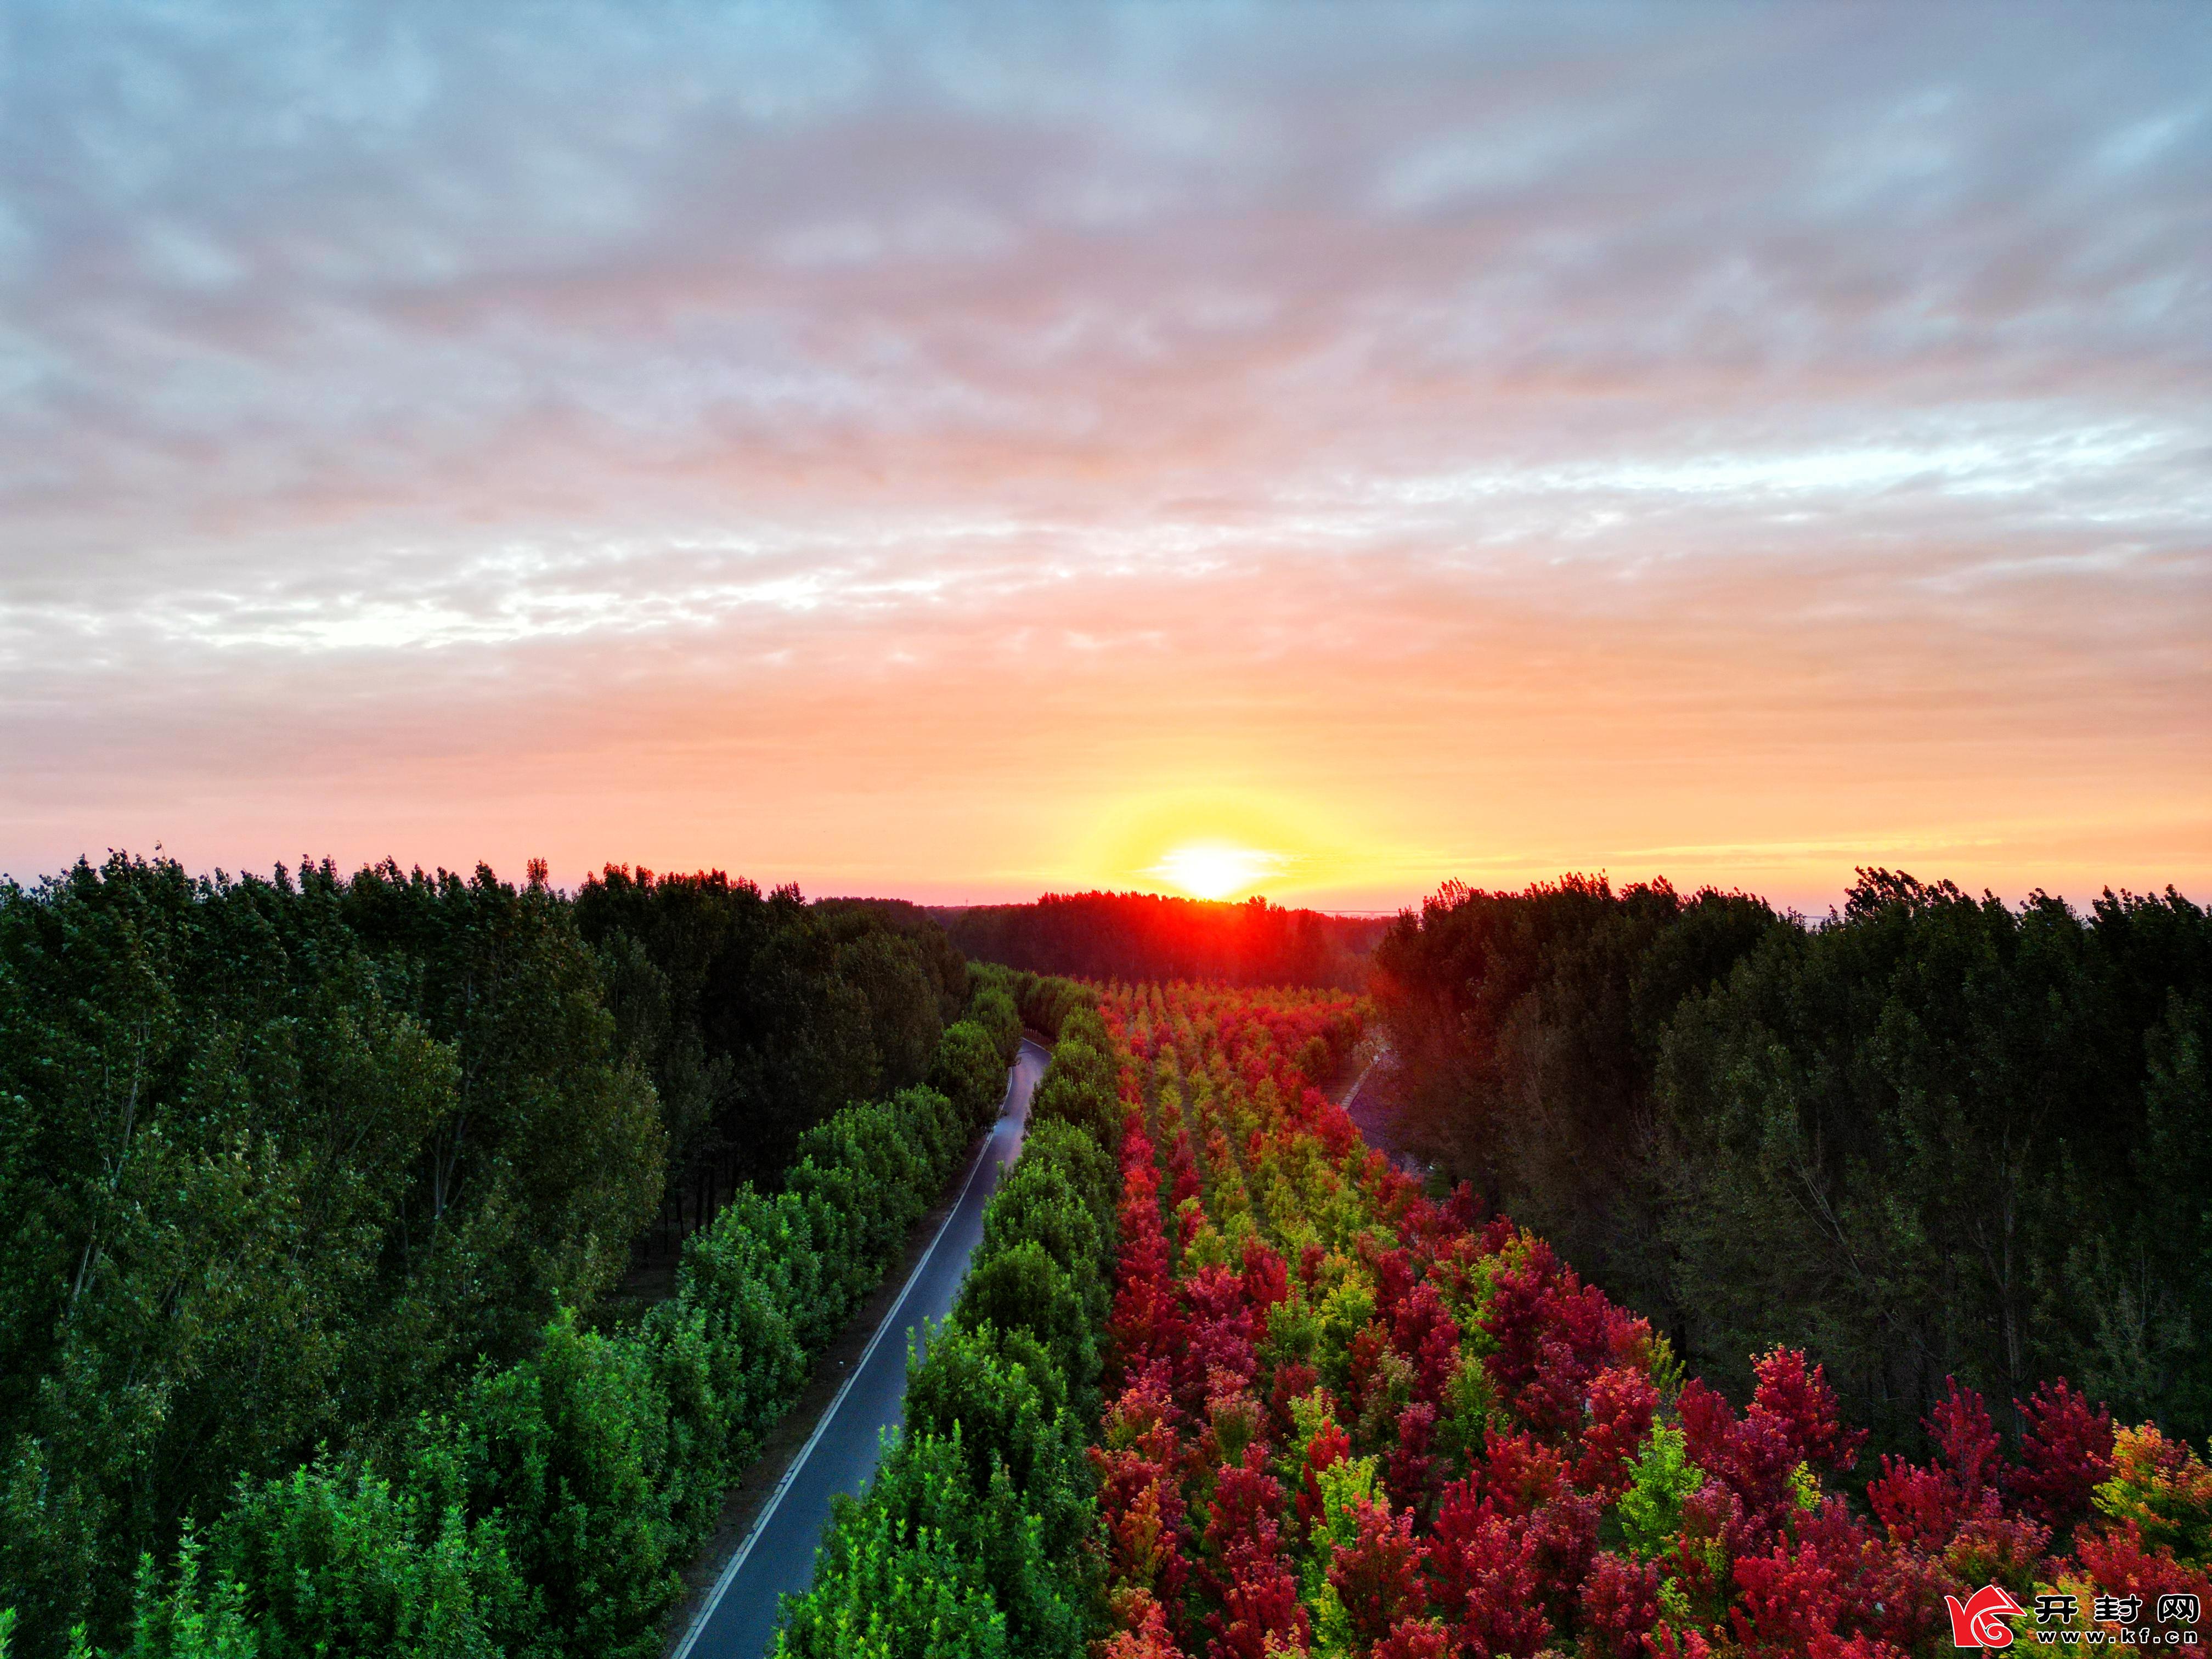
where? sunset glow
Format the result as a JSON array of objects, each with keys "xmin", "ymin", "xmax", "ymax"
[
  {"xmin": 1150, "ymin": 845, "xmax": 1282, "ymax": 902},
  {"xmin": 0, "ymin": 7, "xmax": 2205, "ymax": 912}
]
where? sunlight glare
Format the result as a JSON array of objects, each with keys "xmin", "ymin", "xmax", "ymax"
[{"xmin": 1153, "ymin": 843, "xmax": 1279, "ymax": 900}]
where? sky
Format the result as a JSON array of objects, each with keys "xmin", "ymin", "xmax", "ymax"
[{"xmin": 1, "ymin": 2, "xmax": 2207, "ymax": 913}]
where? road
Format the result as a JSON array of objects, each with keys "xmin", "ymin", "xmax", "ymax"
[
  {"xmin": 670, "ymin": 1036, "xmax": 1051, "ymax": 1659},
  {"xmin": 1342, "ymin": 1048, "xmax": 1426, "ymax": 1173}
]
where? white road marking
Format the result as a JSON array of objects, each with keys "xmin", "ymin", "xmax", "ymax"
[{"xmin": 667, "ymin": 1045, "xmax": 1035, "ymax": 1659}]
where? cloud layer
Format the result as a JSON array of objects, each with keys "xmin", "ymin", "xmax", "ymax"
[{"xmin": 3, "ymin": 2, "xmax": 2206, "ymax": 907}]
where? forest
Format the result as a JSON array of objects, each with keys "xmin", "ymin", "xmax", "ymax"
[
  {"xmin": 935, "ymin": 892, "xmax": 1386, "ymax": 990},
  {"xmin": 5, "ymin": 857, "xmax": 2208, "ymax": 1657},
  {"xmin": 774, "ymin": 979, "xmax": 2211, "ymax": 1655},
  {"xmin": 1368, "ymin": 871, "xmax": 2212, "ymax": 1458},
  {"xmin": 0, "ymin": 853, "xmax": 1018, "ymax": 1657}
]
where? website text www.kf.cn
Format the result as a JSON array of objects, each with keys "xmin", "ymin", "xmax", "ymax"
[{"xmin": 1950, "ymin": 1585, "xmax": 2203, "ymax": 1650}]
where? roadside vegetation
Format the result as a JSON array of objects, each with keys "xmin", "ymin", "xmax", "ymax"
[
  {"xmin": 0, "ymin": 854, "xmax": 1009, "ymax": 1657},
  {"xmin": 11, "ymin": 853, "xmax": 2208, "ymax": 1657},
  {"xmin": 1083, "ymin": 981, "xmax": 2208, "ymax": 1657},
  {"xmin": 1369, "ymin": 871, "xmax": 2212, "ymax": 1457}
]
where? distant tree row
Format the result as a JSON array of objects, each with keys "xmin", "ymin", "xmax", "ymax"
[
  {"xmin": 575, "ymin": 869, "xmax": 969, "ymax": 1247},
  {"xmin": 1370, "ymin": 871, "xmax": 2212, "ymax": 1459},
  {"xmin": 0, "ymin": 853, "xmax": 983, "ymax": 1655},
  {"xmin": 937, "ymin": 890, "xmax": 1386, "ymax": 990}
]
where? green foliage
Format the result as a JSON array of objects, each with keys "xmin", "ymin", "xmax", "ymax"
[
  {"xmin": 1372, "ymin": 874, "xmax": 1779, "ymax": 1329},
  {"xmin": 0, "ymin": 855, "xmax": 662, "ymax": 1653},
  {"xmin": 573, "ymin": 869, "xmax": 966, "ymax": 1194},
  {"xmin": 770, "ymin": 1433, "xmax": 1013, "ymax": 1659},
  {"xmin": 897, "ymin": 1331, "xmax": 1094, "ymax": 1651},
  {"xmin": 956, "ymin": 1242, "xmax": 1100, "ymax": 1414},
  {"xmin": 795, "ymin": 1100, "xmax": 935, "ymax": 1269},
  {"xmin": 1615, "ymin": 1424, "xmax": 1705, "ymax": 1561},
  {"xmin": 1432, "ymin": 1350, "xmax": 1499, "ymax": 1479},
  {"xmin": 1029, "ymin": 1036, "xmax": 1120, "ymax": 1148},
  {"xmin": 2092, "ymin": 1426, "xmax": 2212, "ymax": 1567},
  {"xmin": 99, "ymin": 1534, "xmax": 257, "ymax": 1659},
  {"xmin": 928, "ymin": 1020, "xmax": 1008, "ymax": 1133},
  {"xmin": 776, "ymin": 977, "xmax": 1114, "ymax": 1657},
  {"xmin": 1662, "ymin": 874, "xmax": 2212, "ymax": 1448},
  {"xmin": 450, "ymin": 1312, "xmax": 679, "ymax": 1655},
  {"xmin": 979, "ymin": 1158, "xmax": 1109, "ymax": 1328},
  {"xmin": 1375, "ymin": 870, "xmax": 2212, "ymax": 1455},
  {"xmin": 970, "ymin": 987, "xmax": 1024, "ymax": 1067},
  {"xmin": 201, "ymin": 1453, "xmax": 523, "ymax": 1658},
  {"xmin": 1017, "ymin": 1119, "xmax": 1118, "ymax": 1245},
  {"xmin": 11, "ymin": 916, "xmax": 1006, "ymax": 1659}
]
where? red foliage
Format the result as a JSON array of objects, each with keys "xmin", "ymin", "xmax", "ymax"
[
  {"xmin": 1582, "ymin": 1551, "xmax": 1662, "ymax": 1658},
  {"xmin": 1480, "ymin": 1427, "xmax": 1569, "ymax": 1517},
  {"xmin": 1180, "ymin": 1262, "xmax": 1259, "ymax": 1407},
  {"xmin": 1208, "ymin": 1543, "xmax": 1308, "ymax": 1659},
  {"xmin": 1314, "ymin": 1102, "xmax": 1360, "ymax": 1161},
  {"xmin": 1388, "ymin": 1280, "xmax": 1462, "ymax": 1408},
  {"xmin": 2069, "ymin": 1521, "xmax": 2212, "ymax": 1635},
  {"xmin": 1750, "ymin": 1346, "xmax": 1865, "ymax": 1474},
  {"xmin": 1531, "ymin": 1493, "xmax": 1602, "ymax": 1614},
  {"xmin": 1372, "ymin": 1246, "xmax": 1417, "ymax": 1326},
  {"xmin": 1200, "ymin": 1445, "xmax": 1310, "ymax": 1659},
  {"xmin": 1371, "ymin": 1615, "xmax": 1449, "ymax": 1659},
  {"xmin": 1169, "ymin": 1132, "xmax": 1203, "ymax": 1209},
  {"xmin": 1424, "ymin": 1479, "xmax": 1553, "ymax": 1658},
  {"xmin": 1729, "ymin": 1540, "xmax": 1900, "ymax": 1658},
  {"xmin": 1299, "ymin": 1417, "xmax": 1353, "ymax": 1532},
  {"xmin": 1866, "ymin": 1378, "xmax": 2006, "ymax": 1549},
  {"xmin": 1238, "ymin": 1236, "xmax": 1291, "ymax": 1335},
  {"xmin": 1088, "ymin": 986, "xmax": 2173, "ymax": 1659},
  {"xmin": 1328, "ymin": 1498, "xmax": 1426, "ymax": 1645},
  {"xmin": 1347, "ymin": 1321, "xmax": 1394, "ymax": 1420},
  {"xmin": 1094, "ymin": 1372, "xmax": 1193, "ymax": 1605},
  {"xmin": 1678, "ymin": 1378, "xmax": 1803, "ymax": 1538},
  {"xmin": 1574, "ymin": 1365, "xmax": 1661, "ymax": 1499},
  {"xmin": 1481, "ymin": 1238, "xmax": 1648, "ymax": 1432},
  {"xmin": 1385, "ymin": 1400, "xmax": 1439, "ymax": 1516},
  {"xmin": 1297, "ymin": 1241, "xmax": 1328, "ymax": 1289},
  {"xmin": 1104, "ymin": 1588, "xmax": 1187, "ymax": 1659},
  {"xmin": 1201, "ymin": 1443, "xmax": 1284, "ymax": 1562},
  {"xmin": 2002, "ymin": 1378, "xmax": 2115, "ymax": 1535},
  {"xmin": 1790, "ymin": 1497, "xmax": 1952, "ymax": 1654}
]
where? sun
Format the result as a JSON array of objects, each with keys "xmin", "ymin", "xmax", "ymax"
[{"xmin": 1153, "ymin": 843, "xmax": 1279, "ymax": 901}]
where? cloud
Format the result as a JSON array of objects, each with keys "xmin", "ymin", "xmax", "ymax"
[{"xmin": 0, "ymin": 1, "xmax": 2205, "ymax": 907}]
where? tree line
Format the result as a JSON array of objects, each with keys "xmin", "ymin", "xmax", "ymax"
[
  {"xmin": 576, "ymin": 870, "xmax": 971, "ymax": 1254},
  {"xmin": 938, "ymin": 891, "xmax": 1386, "ymax": 990},
  {"xmin": 773, "ymin": 972, "xmax": 1126, "ymax": 1654},
  {"xmin": 0, "ymin": 852, "xmax": 1009, "ymax": 1656},
  {"xmin": 1369, "ymin": 870, "xmax": 2212, "ymax": 1462}
]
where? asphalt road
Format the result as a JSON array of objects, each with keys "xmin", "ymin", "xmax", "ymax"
[{"xmin": 670, "ymin": 1036, "xmax": 1051, "ymax": 1659}]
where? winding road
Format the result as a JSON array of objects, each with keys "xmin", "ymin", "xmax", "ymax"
[{"xmin": 669, "ymin": 1036, "xmax": 1051, "ymax": 1659}]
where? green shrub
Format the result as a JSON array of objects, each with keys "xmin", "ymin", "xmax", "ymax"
[
  {"xmin": 970, "ymin": 989, "xmax": 1023, "ymax": 1066},
  {"xmin": 774, "ymin": 976, "xmax": 1115, "ymax": 1658},
  {"xmin": 83, "ymin": 981, "xmax": 1098, "ymax": 1659},
  {"xmin": 770, "ymin": 1432, "xmax": 1013, "ymax": 1659},
  {"xmin": 1018, "ymin": 1120, "xmax": 1118, "ymax": 1244},
  {"xmin": 978, "ymin": 1159, "xmax": 1109, "ymax": 1334},
  {"xmin": 453, "ymin": 1314, "xmax": 679, "ymax": 1658},
  {"xmin": 928, "ymin": 1021, "xmax": 1007, "ymax": 1134},
  {"xmin": 205, "ymin": 1453, "xmax": 523, "ymax": 1659},
  {"xmin": 902, "ymin": 1323, "xmax": 1093, "ymax": 1563},
  {"xmin": 1028, "ymin": 1036, "xmax": 1118, "ymax": 1148}
]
